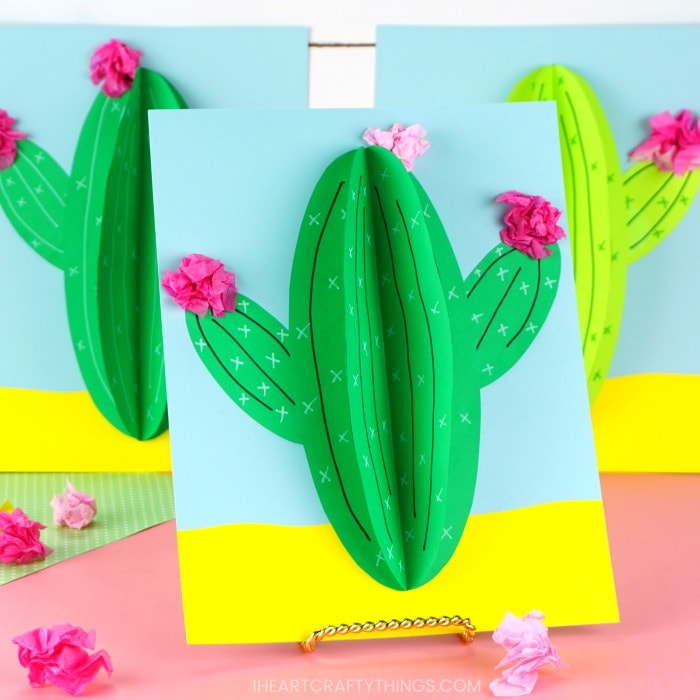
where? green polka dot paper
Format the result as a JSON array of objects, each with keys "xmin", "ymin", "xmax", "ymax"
[{"xmin": 0, "ymin": 473, "xmax": 174, "ymax": 585}]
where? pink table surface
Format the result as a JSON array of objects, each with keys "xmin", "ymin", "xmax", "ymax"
[{"xmin": 1, "ymin": 473, "xmax": 698, "ymax": 699}]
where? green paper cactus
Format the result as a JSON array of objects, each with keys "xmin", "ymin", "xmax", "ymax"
[
  {"xmin": 183, "ymin": 143, "xmax": 563, "ymax": 590},
  {"xmin": 507, "ymin": 65, "xmax": 700, "ymax": 401},
  {"xmin": 0, "ymin": 64, "xmax": 185, "ymax": 439}
]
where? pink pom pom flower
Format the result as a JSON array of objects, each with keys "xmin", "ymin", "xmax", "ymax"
[
  {"xmin": 161, "ymin": 253, "xmax": 237, "ymax": 318},
  {"xmin": 0, "ymin": 508, "xmax": 52, "ymax": 564},
  {"xmin": 89, "ymin": 39, "xmax": 142, "ymax": 98},
  {"xmin": 628, "ymin": 109, "xmax": 700, "ymax": 176},
  {"xmin": 496, "ymin": 191, "xmax": 566, "ymax": 260},
  {"xmin": 13, "ymin": 624, "xmax": 113, "ymax": 696},
  {"xmin": 0, "ymin": 109, "xmax": 28, "ymax": 171},
  {"xmin": 50, "ymin": 480, "xmax": 97, "ymax": 530},
  {"xmin": 362, "ymin": 123, "xmax": 430, "ymax": 171},
  {"xmin": 489, "ymin": 610, "xmax": 567, "ymax": 697}
]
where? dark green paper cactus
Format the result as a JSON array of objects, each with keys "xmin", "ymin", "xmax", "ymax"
[
  {"xmin": 507, "ymin": 65, "xmax": 700, "ymax": 400},
  {"xmin": 184, "ymin": 144, "xmax": 562, "ymax": 590},
  {"xmin": 0, "ymin": 66, "xmax": 185, "ymax": 439}
]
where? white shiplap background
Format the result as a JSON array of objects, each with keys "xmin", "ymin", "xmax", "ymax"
[{"xmin": 3, "ymin": 0, "xmax": 700, "ymax": 107}]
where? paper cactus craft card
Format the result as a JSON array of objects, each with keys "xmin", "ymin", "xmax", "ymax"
[
  {"xmin": 150, "ymin": 104, "xmax": 617, "ymax": 644},
  {"xmin": 0, "ymin": 26, "xmax": 308, "ymax": 471},
  {"xmin": 376, "ymin": 25, "xmax": 700, "ymax": 472}
]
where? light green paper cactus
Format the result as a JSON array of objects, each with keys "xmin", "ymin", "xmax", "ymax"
[
  {"xmin": 507, "ymin": 65, "xmax": 700, "ymax": 400},
  {"xmin": 185, "ymin": 144, "xmax": 562, "ymax": 590},
  {"xmin": 0, "ymin": 67, "xmax": 186, "ymax": 439}
]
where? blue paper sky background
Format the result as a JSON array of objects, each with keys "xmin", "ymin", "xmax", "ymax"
[
  {"xmin": 0, "ymin": 25, "xmax": 308, "ymax": 391},
  {"xmin": 376, "ymin": 25, "xmax": 700, "ymax": 377},
  {"xmin": 150, "ymin": 105, "xmax": 602, "ymax": 531}
]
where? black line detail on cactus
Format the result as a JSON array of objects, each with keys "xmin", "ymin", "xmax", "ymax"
[
  {"xmin": 210, "ymin": 318, "xmax": 295, "ymax": 406},
  {"xmin": 466, "ymin": 248, "xmax": 517, "ymax": 298},
  {"xmin": 626, "ymin": 172, "xmax": 674, "ymax": 226},
  {"xmin": 396, "ymin": 199, "xmax": 437, "ymax": 552},
  {"xmin": 508, "ymin": 259, "xmax": 542, "ymax": 348},
  {"xmin": 559, "ymin": 115, "xmax": 578, "ymax": 279},
  {"xmin": 373, "ymin": 185, "xmax": 416, "ymax": 518},
  {"xmin": 564, "ymin": 90, "xmax": 596, "ymax": 356},
  {"xmin": 310, "ymin": 179, "xmax": 371, "ymax": 543},
  {"xmin": 622, "ymin": 161, "xmax": 655, "ymax": 185},
  {"xmin": 537, "ymin": 81, "xmax": 545, "ymax": 101},
  {"xmin": 476, "ymin": 268, "xmax": 521, "ymax": 350},
  {"xmin": 236, "ymin": 309, "xmax": 291, "ymax": 357},
  {"xmin": 195, "ymin": 316, "xmax": 273, "ymax": 411},
  {"xmin": 630, "ymin": 175, "xmax": 692, "ymax": 249}
]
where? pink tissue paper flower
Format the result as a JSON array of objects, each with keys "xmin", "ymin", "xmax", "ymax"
[
  {"xmin": 628, "ymin": 109, "xmax": 700, "ymax": 176},
  {"xmin": 13, "ymin": 624, "xmax": 113, "ymax": 696},
  {"xmin": 496, "ymin": 191, "xmax": 565, "ymax": 259},
  {"xmin": 490, "ymin": 610, "xmax": 567, "ymax": 697},
  {"xmin": 0, "ymin": 508, "xmax": 52, "ymax": 564},
  {"xmin": 362, "ymin": 123, "xmax": 430, "ymax": 171},
  {"xmin": 51, "ymin": 480, "xmax": 97, "ymax": 529},
  {"xmin": 0, "ymin": 109, "xmax": 28, "ymax": 171},
  {"xmin": 89, "ymin": 39, "xmax": 142, "ymax": 98},
  {"xmin": 161, "ymin": 253, "xmax": 237, "ymax": 317}
]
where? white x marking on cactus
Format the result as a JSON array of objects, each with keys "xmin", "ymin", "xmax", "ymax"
[
  {"xmin": 435, "ymin": 488, "xmax": 444, "ymax": 503},
  {"xmin": 381, "ymin": 419, "xmax": 388, "ymax": 433},
  {"xmin": 384, "ymin": 497, "xmax": 391, "ymax": 511},
  {"xmin": 302, "ymin": 397, "xmax": 317, "ymax": 414},
  {"xmin": 431, "ymin": 301, "xmax": 440, "ymax": 315},
  {"xmin": 380, "ymin": 168, "xmax": 389, "ymax": 181},
  {"xmin": 31, "ymin": 240, "xmax": 40, "ymax": 248},
  {"xmin": 195, "ymin": 338, "xmax": 207, "ymax": 353},
  {"xmin": 238, "ymin": 324, "xmax": 251, "ymax": 338},
  {"xmin": 386, "ymin": 325, "xmax": 396, "ymax": 337},
  {"xmin": 229, "ymin": 356, "xmax": 244, "ymax": 371},
  {"xmin": 544, "ymin": 276, "xmax": 557, "ymax": 289},
  {"xmin": 423, "ymin": 204, "xmax": 431, "ymax": 219},
  {"xmin": 77, "ymin": 340, "xmax": 85, "ymax": 351},
  {"xmin": 448, "ymin": 286, "xmax": 458, "ymax": 300},
  {"xmin": 497, "ymin": 323, "xmax": 508, "ymax": 337},
  {"xmin": 366, "ymin": 233, "xmax": 373, "ymax": 246},
  {"xmin": 353, "ymin": 374, "xmax": 359, "ymax": 387},
  {"xmin": 238, "ymin": 300, "xmax": 249, "ymax": 313},
  {"xmin": 357, "ymin": 276, "xmax": 364, "ymax": 288},
  {"xmin": 34, "ymin": 151, "xmax": 44, "ymax": 163},
  {"xmin": 276, "ymin": 328, "xmax": 289, "ymax": 343},
  {"xmin": 376, "ymin": 550, "xmax": 385, "ymax": 566},
  {"xmin": 363, "ymin": 340, "xmax": 368, "ymax": 356},
  {"xmin": 419, "ymin": 453, "xmax": 426, "ymax": 465},
  {"xmin": 75, "ymin": 177, "xmax": 87, "ymax": 190},
  {"xmin": 460, "ymin": 412, "xmax": 471, "ymax": 424},
  {"xmin": 407, "ymin": 290, "xmax": 415, "ymax": 302},
  {"xmin": 525, "ymin": 322, "xmax": 538, "ymax": 334},
  {"xmin": 328, "ymin": 276, "xmax": 339, "ymax": 289},
  {"xmin": 441, "ymin": 526, "xmax": 453, "ymax": 540},
  {"xmin": 34, "ymin": 184, "xmax": 44, "ymax": 195},
  {"xmin": 482, "ymin": 363, "xmax": 494, "ymax": 376},
  {"xmin": 386, "ymin": 544, "xmax": 394, "ymax": 560},
  {"xmin": 341, "ymin": 208, "xmax": 346, "ymax": 220},
  {"xmin": 95, "ymin": 217, "xmax": 103, "ymax": 226},
  {"xmin": 470, "ymin": 313, "xmax": 483, "ymax": 324},
  {"xmin": 496, "ymin": 266, "xmax": 509, "ymax": 281},
  {"xmin": 348, "ymin": 304, "xmax": 355, "ymax": 316},
  {"xmin": 111, "ymin": 101, "xmax": 122, "ymax": 113},
  {"xmin": 363, "ymin": 455, "xmax": 370, "ymax": 467},
  {"xmin": 519, "ymin": 281, "xmax": 530, "ymax": 295},
  {"xmin": 154, "ymin": 344, "xmax": 162, "ymax": 356},
  {"xmin": 319, "ymin": 466, "xmax": 331, "ymax": 483},
  {"xmin": 4, "ymin": 177, "xmax": 14, "ymax": 186},
  {"xmin": 369, "ymin": 426, "xmax": 376, "ymax": 439},
  {"xmin": 398, "ymin": 560, "xmax": 404, "ymax": 572},
  {"xmin": 438, "ymin": 414, "xmax": 447, "ymax": 428},
  {"xmin": 348, "ymin": 246, "xmax": 354, "ymax": 258},
  {"xmin": 400, "ymin": 472, "xmax": 408, "ymax": 486},
  {"xmin": 238, "ymin": 393, "xmax": 249, "ymax": 406},
  {"xmin": 417, "ymin": 374, "xmax": 425, "ymax": 386},
  {"xmin": 411, "ymin": 211, "xmax": 421, "ymax": 228},
  {"xmin": 404, "ymin": 528, "xmax": 414, "ymax": 541},
  {"xmin": 275, "ymin": 406, "xmax": 288, "ymax": 422},
  {"xmin": 257, "ymin": 382, "xmax": 271, "ymax": 397},
  {"xmin": 392, "ymin": 223, "xmax": 401, "ymax": 235},
  {"xmin": 68, "ymin": 266, "xmax": 79, "ymax": 277},
  {"xmin": 392, "ymin": 369, "xmax": 400, "ymax": 382},
  {"xmin": 296, "ymin": 324, "xmax": 310, "ymax": 339},
  {"xmin": 352, "ymin": 190, "xmax": 357, "ymax": 201},
  {"xmin": 266, "ymin": 352, "xmax": 280, "ymax": 369},
  {"xmin": 375, "ymin": 335, "xmax": 381, "ymax": 348},
  {"xmin": 399, "ymin": 431, "xmax": 407, "ymax": 443},
  {"xmin": 308, "ymin": 213, "xmax": 321, "ymax": 226},
  {"xmin": 331, "ymin": 369, "xmax": 343, "ymax": 383},
  {"xmin": 17, "ymin": 197, "xmax": 26, "ymax": 207},
  {"xmin": 338, "ymin": 431, "xmax": 350, "ymax": 444}
]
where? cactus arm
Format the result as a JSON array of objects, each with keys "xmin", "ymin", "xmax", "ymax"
[
  {"xmin": 464, "ymin": 244, "xmax": 562, "ymax": 387},
  {"xmin": 64, "ymin": 68, "xmax": 185, "ymax": 439},
  {"xmin": 0, "ymin": 140, "xmax": 69, "ymax": 269},
  {"xmin": 185, "ymin": 294, "xmax": 300, "ymax": 443},
  {"xmin": 508, "ymin": 64, "xmax": 626, "ymax": 400},
  {"xmin": 623, "ymin": 163, "xmax": 700, "ymax": 263}
]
